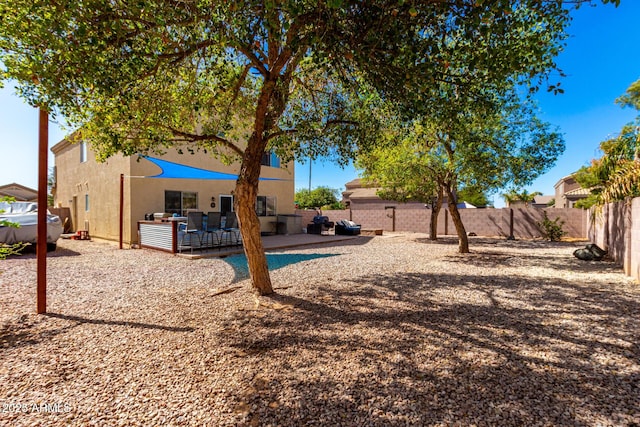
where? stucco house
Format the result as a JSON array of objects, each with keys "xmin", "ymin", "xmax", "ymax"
[
  {"xmin": 51, "ymin": 137, "xmax": 295, "ymax": 246},
  {"xmin": 341, "ymin": 178, "xmax": 479, "ymax": 210},
  {"xmin": 554, "ymin": 175, "xmax": 590, "ymax": 208},
  {"xmin": 342, "ymin": 178, "xmax": 428, "ymax": 210},
  {"xmin": 0, "ymin": 183, "xmax": 38, "ymax": 202}
]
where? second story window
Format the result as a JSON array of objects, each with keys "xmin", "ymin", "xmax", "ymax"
[
  {"xmin": 261, "ymin": 151, "xmax": 280, "ymax": 168},
  {"xmin": 80, "ymin": 142, "xmax": 87, "ymax": 163}
]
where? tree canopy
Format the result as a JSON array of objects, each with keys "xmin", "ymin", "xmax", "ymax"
[
  {"xmin": 457, "ymin": 186, "xmax": 493, "ymax": 208},
  {"xmin": 295, "ymin": 186, "xmax": 342, "ymax": 210},
  {"xmin": 503, "ymin": 188, "xmax": 544, "ymax": 207},
  {"xmin": 0, "ymin": 0, "xmax": 614, "ymax": 293},
  {"xmin": 358, "ymin": 83, "xmax": 564, "ymax": 251}
]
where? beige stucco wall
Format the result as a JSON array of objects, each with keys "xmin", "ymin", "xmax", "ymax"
[
  {"xmin": 52, "ymin": 140, "xmax": 295, "ymax": 245},
  {"xmin": 52, "ymin": 139, "xmax": 132, "ymax": 242}
]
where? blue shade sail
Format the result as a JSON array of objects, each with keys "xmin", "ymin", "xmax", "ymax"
[{"xmin": 142, "ymin": 156, "xmax": 283, "ymax": 181}]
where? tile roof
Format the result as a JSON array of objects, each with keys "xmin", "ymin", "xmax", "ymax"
[{"xmin": 564, "ymin": 187, "xmax": 592, "ymax": 197}]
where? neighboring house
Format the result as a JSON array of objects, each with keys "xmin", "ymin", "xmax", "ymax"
[
  {"xmin": 342, "ymin": 178, "xmax": 430, "ymax": 210},
  {"xmin": 342, "ymin": 178, "xmax": 478, "ymax": 209},
  {"xmin": 51, "ymin": 137, "xmax": 295, "ymax": 245},
  {"xmin": 0, "ymin": 183, "xmax": 38, "ymax": 202},
  {"xmin": 506, "ymin": 195, "xmax": 554, "ymax": 209},
  {"xmin": 554, "ymin": 175, "xmax": 589, "ymax": 208}
]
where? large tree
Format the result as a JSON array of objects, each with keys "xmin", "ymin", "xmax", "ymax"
[
  {"xmin": 359, "ymin": 89, "xmax": 564, "ymax": 253},
  {"xmin": 457, "ymin": 186, "xmax": 493, "ymax": 208},
  {"xmin": 0, "ymin": 0, "xmax": 612, "ymax": 294}
]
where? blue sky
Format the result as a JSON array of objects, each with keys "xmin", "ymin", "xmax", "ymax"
[{"xmin": 2, "ymin": 2, "xmax": 639, "ymax": 208}]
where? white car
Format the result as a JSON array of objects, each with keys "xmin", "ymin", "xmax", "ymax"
[{"xmin": 0, "ymin": 202, "xmax": 63, "ymax": 251}]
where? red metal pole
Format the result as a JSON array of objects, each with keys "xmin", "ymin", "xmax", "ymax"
[
  {"xmin": 119, "ymin": 173, "xmax": 124, "ymax": 249},
  {"xmin": 37, "ymin": 108, "xmax": 48, "ymax": 314}
]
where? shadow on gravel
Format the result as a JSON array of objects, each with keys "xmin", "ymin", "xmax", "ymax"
[
  {"xmin": 415, "ymin": 235, "xmax": 585, "ymax": 250},
  {"xmin": 443, "ymin": 249, "xmax": 625, "ymax": 276},
  {"xmin": 218, "ymin": 269, "xmax": 639, "ymax": 426},
  {"xmin": 0, "ymin": 313, "xmax": 193, "ymax": 350},
  {"xmin": 5, "ymin": 245, "xmax": 82, "ymax": 259}
]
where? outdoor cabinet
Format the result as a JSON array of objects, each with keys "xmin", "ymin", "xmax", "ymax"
[{"xmin": 276, "ymin": 214, "xmax": 302, "ymax": 235}]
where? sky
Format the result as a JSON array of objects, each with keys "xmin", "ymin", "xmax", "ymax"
[{"xmin": 1, "ymin": 2, "xmax": 639, "ymax": 208}]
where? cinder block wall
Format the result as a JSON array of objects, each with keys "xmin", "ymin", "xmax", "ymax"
[
  {"xmin": 310, "ymin": 207, "xmax": 587, "ymax": 239},
  {"xmin": 631, "ymin": 198, "xmax": 640, "ymax": 280},
  {"xmin": 349, "ymin": 209, "xmax": 387, "ymax": 230},
  {"xmin": 588, "ymin": 197, "xmax": 640, "ymax": 282}
]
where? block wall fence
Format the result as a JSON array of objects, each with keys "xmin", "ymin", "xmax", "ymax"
[
  {"xmin": 588, "ymin": 197, "xmax": 640, "ymax": 282},
  {"xmin": 297, "ymin": 207, "xmax": 588, "ymax": 239}
]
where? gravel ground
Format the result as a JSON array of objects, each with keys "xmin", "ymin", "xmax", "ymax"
[{"xmin": 0, "ymin": 234, "xmax": 638, "ymax": 427}]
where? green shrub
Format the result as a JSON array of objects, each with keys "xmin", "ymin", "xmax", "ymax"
[{"xmin": 538, "ymin": 211, "xmax": 566, "ymax": 241}]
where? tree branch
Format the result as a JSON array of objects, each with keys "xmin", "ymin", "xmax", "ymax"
[
  {"xmin": 161, "ymin": 125, "xmax": 244, "ymax": 156},
  {"xmin": 226, "ymin": 64, "xmax": 251, "ymax": 114},
  {"xmin": 234, "ymin": 43, "xmax": 269, "ymax": 77},
  {"xmin": 264, "ymin": 118, "xmax": 359, "ymax": 142}
]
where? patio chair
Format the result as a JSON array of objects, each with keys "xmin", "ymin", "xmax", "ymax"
[
  {"xmin": 179, "ymin": 211, "xmax": 205, "ymax": 253},
  {"xmin": 335, "ymin": 219, "xmax": 361, "ymax": 235},
  {"xmin": 206, "ymin": 211, "xmax": 223, "ymax": 248},
  {"xmin": 222, "ymin": 212, "xmax": 242, "ymax": 246}
]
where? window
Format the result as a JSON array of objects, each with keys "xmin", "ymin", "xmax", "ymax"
[
  {"xmin": 165, "ymin": 190, "xmax": 198, "ymax": 216},
  {"xmin": 260, "ymin": 151, "xmax": 281, "ymax": 168},
  {"xmin": 256, "ymin": 196, "xmax": 276, "ymax": 217},
  {"xmin": 80, "ymin": 142, "xmax": 87, "ymax": 163},
  {"xmin": 85, "ymin": 194, "xmax": 89, "ymax": 212}
]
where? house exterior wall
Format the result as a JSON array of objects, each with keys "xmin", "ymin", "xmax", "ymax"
[
  {"xmin": 52, "ymin": 139, "xmax": 132, "ymax": 241},
  {"xmin": 52, "ymin": 139, "xmax": 295, "ymax": 245},
  {"xmin": 631, "ymin": 197, "xmax": 640, "ymax": 281}
]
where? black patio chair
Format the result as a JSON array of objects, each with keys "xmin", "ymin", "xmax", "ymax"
[{"xmin": 179, "ymin": 211, "xmax": 205, "ymax": 253}]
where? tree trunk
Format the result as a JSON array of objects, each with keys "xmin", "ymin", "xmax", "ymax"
[
  {"xmin": 235, "ymin": 76, "xmax": 279, "ymax": 296},
  {"xmin": 230, "ymin": 57, "xmax": 292, "ymax": 295},
  {"xmin": 429, "ymin": 186, "xmax": 444, "ymax": 240},
  {"xmin": 235, "ymin": 133, "xmax": 274, "ymax": 295},
  {"xmin": 446, "ymin": 186, "xmax": 469, "ymax": 253}
]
